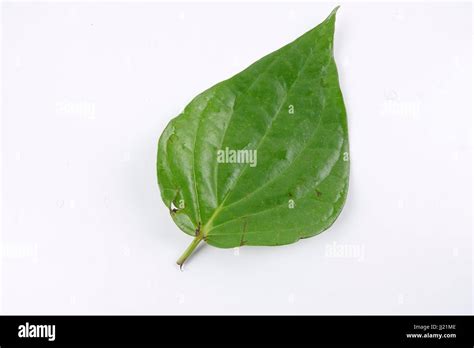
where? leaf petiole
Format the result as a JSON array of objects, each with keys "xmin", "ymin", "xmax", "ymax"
[{"xmin": 176, "ymin": 234, "xmax": 203, "ymax": 269}]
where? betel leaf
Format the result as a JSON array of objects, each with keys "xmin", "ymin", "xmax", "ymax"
[{"xmin": 157, "ymin": 7, "xmax": 349, "ymax": 267}]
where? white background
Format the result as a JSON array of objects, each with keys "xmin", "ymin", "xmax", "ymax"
[{"xmin": 1, "ymin": 1, "xmax": 472, "ymax": 314}]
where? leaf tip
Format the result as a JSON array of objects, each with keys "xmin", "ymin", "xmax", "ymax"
[{"xmin": 327, "ymin": 5, "xmax": 340, "ymax": 21}]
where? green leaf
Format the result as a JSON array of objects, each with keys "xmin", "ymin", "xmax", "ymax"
[{"xmin": 157, "ymin": 7, "xmax": 349, "ymax": 267}]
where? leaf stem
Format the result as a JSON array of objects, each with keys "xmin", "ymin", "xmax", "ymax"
[{"xmin": 176, "ymin": 235, "xmax": 203, "ymax": 269}]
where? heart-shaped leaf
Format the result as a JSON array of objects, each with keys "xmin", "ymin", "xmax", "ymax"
[{"xmin": 157, "ymin": 7, "xmax": 349, "ymax": 267}]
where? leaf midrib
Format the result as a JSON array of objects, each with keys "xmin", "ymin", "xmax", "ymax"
[
  {"xmin": 207, "ymin": 116, "xmax": 344, "ymax": 234},
  {"xmin": 201, "ymin": 45, "xmax": 319, "ymax": 236}
]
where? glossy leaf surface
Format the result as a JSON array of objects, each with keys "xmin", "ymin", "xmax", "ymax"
[{"xmin": 157, "ymin": 7, "xmax": 349, "ymax": 266}]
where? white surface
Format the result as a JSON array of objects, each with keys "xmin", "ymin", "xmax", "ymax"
[{"xmin": 1, "ymin": 1, "xmax": 472, "ymax": 314}]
